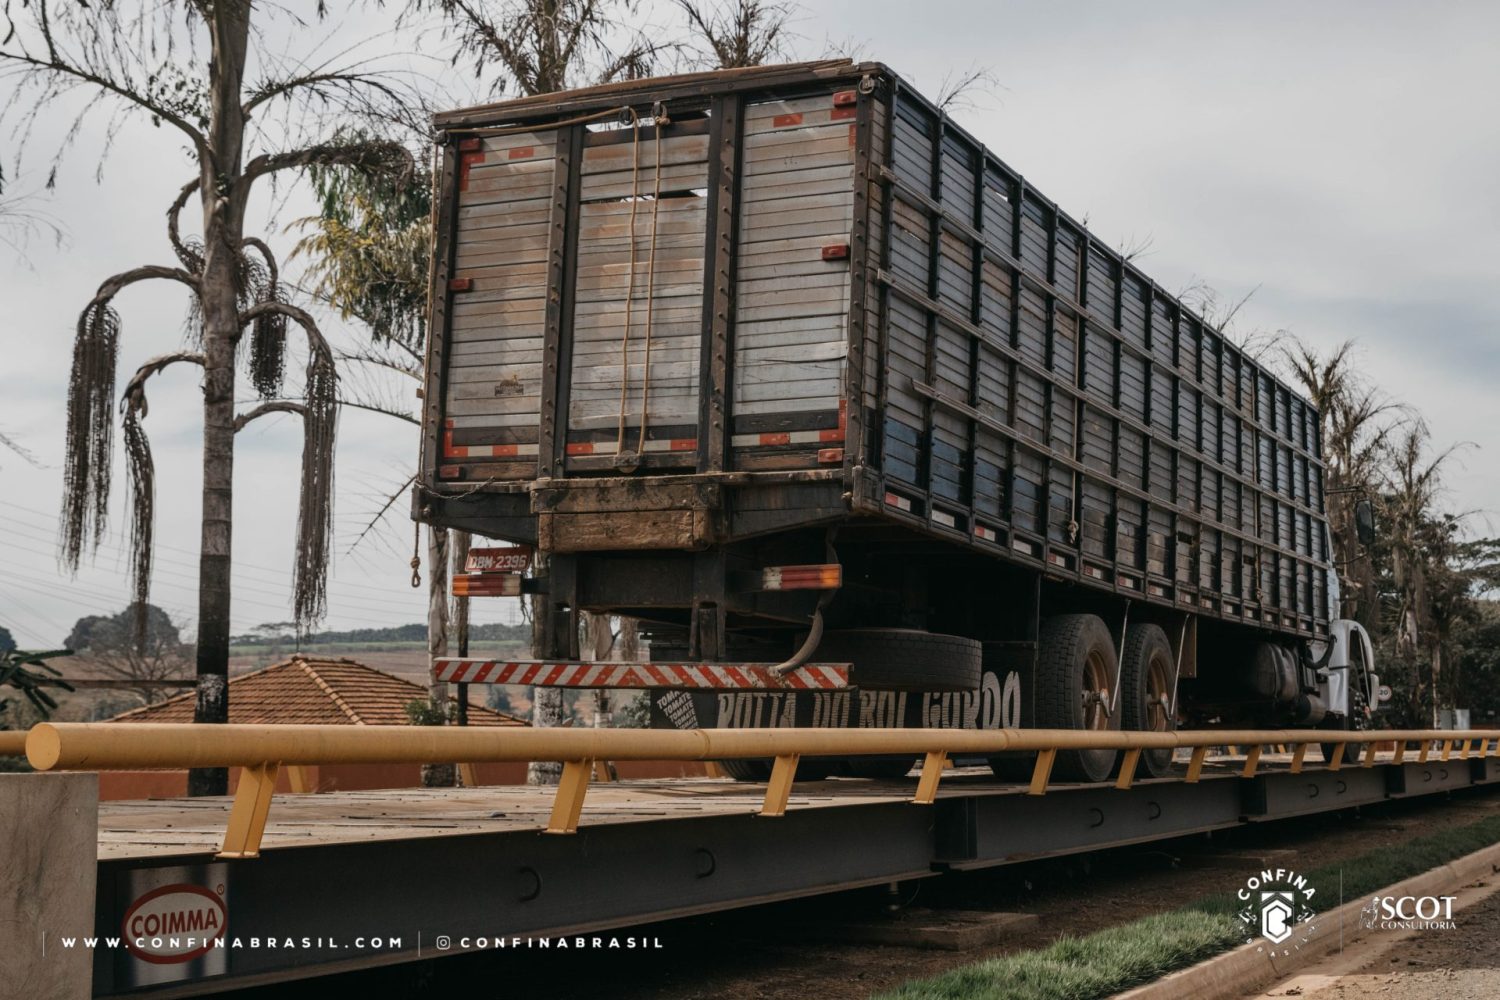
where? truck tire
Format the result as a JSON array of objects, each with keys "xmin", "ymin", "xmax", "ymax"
[
  {"xmin": 1119, "ymin": 624, "xmax": 1177, "ymax": 778},
  {"xmin": 1034, "ymin": 614, "xmax": 1120, "ymax": 783},
  {"xmin": 814, "ymin": 629, "xmax": 981, "ymax": 693},
  {"xmin": 1318, "ymin": 721, "xmax": 1365, "ymax": 766}
]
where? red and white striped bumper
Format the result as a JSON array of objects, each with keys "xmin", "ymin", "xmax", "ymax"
[{"xmin": 431, "ymin": 659, "xmax": 851, "ymax": 689}]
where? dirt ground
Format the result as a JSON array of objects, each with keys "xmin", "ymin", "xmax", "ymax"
[
  {"xmin": 225, "ymin": 784, "xmax": 1500, "ymax": 1000},
  {"xmin": 1252, "ymin": 874, "xmax": 1500, "ymax": 1000}
]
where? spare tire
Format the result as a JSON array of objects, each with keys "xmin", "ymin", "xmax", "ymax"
[{"xmin": 813, "ymin": 629, "xmax": 982, "ymax": 692}]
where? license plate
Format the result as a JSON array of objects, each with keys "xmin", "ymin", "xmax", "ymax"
[{"xmin": 465, "ymin": 546, "xmax": 533, "ymax": 574}]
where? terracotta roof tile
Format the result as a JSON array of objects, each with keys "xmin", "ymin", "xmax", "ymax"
[{"xmin": 110, "ymin": 657, "xmax": 525, "ymax": 727}]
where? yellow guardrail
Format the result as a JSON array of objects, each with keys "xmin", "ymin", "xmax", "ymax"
[
  {"xmin": 17, "ymin": 723, "xmax": 1500, "ymax": 859},
  {"xmin": 0, "ymin": 731, "xmax": 26, "ymax": 757}
]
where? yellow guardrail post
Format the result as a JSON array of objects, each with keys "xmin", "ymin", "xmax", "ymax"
[
  {"xmin": 913, "ymin": 751, "xmax": 947, "ymax": 804},
  {"xmin": 1185, "ymin": 746, "xmax": 1209, "ymax": 782},
  {"xmin": 1241, "ymin": 745, "xmax": 1262, "ymax": 778},
  {"xmin": 1115, "ymin": 748, "xmax": 1142, "ymax": 790},
  {"xmin": 1328, "ymin": 742, "xmax": 1346, "ymax": 771},
  {"xmin": 760, "ymin": 754, "xmax": 800, "ymax": 817},
  {"xmin": 1027, "ymin": 749, "xmax": 1056, "ymax": 796},
  {"xmin": 220, "ymin": 763, "xmax": 280, "ymax": 859},
  {"xmin": 1289, "ymin": 743, "xmax": 1309, "ymax": 774},
  {"xmin": 1392, "ymin": 740, "xmax": 1407, "ymax": 765},
  {"xmin": 547, "ymin": 759, "xmax": 593, "ymax": 834},
  {"xmin": 457, "ymin": 763, "xmax": 479, "ymax": 787}
]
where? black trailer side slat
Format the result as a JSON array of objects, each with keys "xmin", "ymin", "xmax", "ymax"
[{"xmin": 873, "ymin": 74, "xmax": 1328, "ymax": 631}]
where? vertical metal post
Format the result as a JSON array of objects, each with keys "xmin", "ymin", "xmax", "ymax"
[
  {"xmin": 1028, "ymin": 748, "xmax": 1056, "ymax": 796},
  {"xmin": 219, "ymin": 762, "xmax": 280, "ymax": 859},
  {"xmin": 913, "ymin": 751, "xmax": 947, "ymax": 804},
  {"xmin": 1185, "ymin": 745, "xmax": 1209, "ymax": 782},
  {"xmin": 1115, "ymin": 748, "xmax": 1141, "ymax": 790},
  {"xmin": 760, "ymin": 754, "xmax": 801, "ymax": 817},
  {"xmin": 547, "ymin": 759, "xmax": 593, "ymax": 834},
  {"xmin": 1240, "ymin": 745, "xmax": 1262, "ymax": 778}
]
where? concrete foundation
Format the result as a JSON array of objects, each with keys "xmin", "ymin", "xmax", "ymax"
[{"xmin": 0, "ymin": 772, "xmax": 99, "ymax": 1000}]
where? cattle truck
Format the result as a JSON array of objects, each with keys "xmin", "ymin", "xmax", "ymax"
[{"xmin": 414, "ymin": 60, "xmax": 1379, "ymax": 782}]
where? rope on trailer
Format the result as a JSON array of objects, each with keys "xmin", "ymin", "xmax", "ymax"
[
  {"xmin": 410, "ymin": 521, "xmax": 422, "ymax": 589},
  {"xmin": 613, "ymin": 108, "xmax": 643, "ymax": 462},
  {"xmin": 635, "ymin": 115, "xmax": 665, "ymax": 458}
]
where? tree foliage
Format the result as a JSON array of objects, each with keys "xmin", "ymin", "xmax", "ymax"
[{"xmin": 0, "ymin": 647, "xmax": 74, "ymax": 719}]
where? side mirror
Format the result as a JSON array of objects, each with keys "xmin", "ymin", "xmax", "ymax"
[{"xmin": 1354, "ymin": 499, "xmax": 1376, "ymax": 547}]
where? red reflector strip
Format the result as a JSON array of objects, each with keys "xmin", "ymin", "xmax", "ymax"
[
  {"xmin": 731, "ymin": 428, "xmax": 845, "ymax": 449},
  {"xmin": 448, "ymin": 277, "xmax": 473, "ymax": 292},
  {"xmin": 832, "ymin": 89, "xmax": 857, "ymax": 108},
  {"xmin": 457, "ymin": 137, "xmax": 482, "ymax": 152},
  {"xmin": 830, "ymin": 107, "xmax": 856, "ymax": 121},
  {"xmin": 508, "ymin": 146, "xmax": 535, "ymax": 159},
  {"xmin": 772, "ymin": 112, "xmax": 804, "ymax": 127},
  {"xmin": 431, "ymin": 659, "xmax": 851, "ymax": 689},
  {"xmin": 443, "ymin": 442, "xmax": 538, "ymax": 459},
  {"xmin": 451, "ymin": 574, "xmax": 523, "ymax": 597},
  {"xmin": 457, "ymin": 150, "xmax": 486, "ymax": 191},
  {"xmin": 438, "ymin": 465, "xmax": 463, "ymax": 479},
  {"xmin": 821, "ymin": 243, "xmax": 850, "ymax": 261},
  {"xmin": 974, "ymin": 524, "xmax": 998, "ymax": 542},
  {"xmin": 567, "ymin": 438, "xmax": 699, "ymax": 456},
  {"xmin": 884, "ymin": 492, "xmax": 913, "ymax": 512},
  {"xmin": 818, "ymin": 447, "xmax": 844, "ymax": 464}
]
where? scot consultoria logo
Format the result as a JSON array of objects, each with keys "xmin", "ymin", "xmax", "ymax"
[{"xmin": 1235, "ymin": 868, "xmax": 1318, "ymax": 953}]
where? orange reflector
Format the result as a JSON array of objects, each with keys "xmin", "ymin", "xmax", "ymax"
[
  {"xmin": 761, "ymin": 565, "xmax": 843, "ymax": 591},
  {"xmin": 448, "ymin": 277, "xmax": 473, "ymax": 292},
  {"xmin": 832, "ymin": 90, "xmax": 857, "ymax": 107},
  {"xmin": 452, "ymin": 574, "xmax": 523, "ymax": 598},
  {"xmin": 822, "ymin": 243, "xmax": 850, "ymax": 261},
  {"xmin": 457, "ymin": 137, "xmax": 481, "ymax": 151}
]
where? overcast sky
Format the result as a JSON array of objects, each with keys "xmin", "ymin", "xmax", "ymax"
[{"xmin": 1, "ymin": 1, "xmax": 1495, "ymax": 648}]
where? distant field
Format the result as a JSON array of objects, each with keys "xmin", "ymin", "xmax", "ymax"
[{"xmin": 228, "ymin": 641, "xmax": 429, "ymax": 655}]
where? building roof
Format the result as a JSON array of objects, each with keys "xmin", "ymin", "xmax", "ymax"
[{"xmin": 110, "ymin": 656, "xmax": 525, "ymax": 727}]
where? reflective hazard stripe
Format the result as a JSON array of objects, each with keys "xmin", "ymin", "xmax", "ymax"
[
  {"xmin": 443, "ymin": 439, "xmax": 540, "ymax": 459},
  {"xmin": 730, "ymin": 427, "xmax": 846, "ymax": 448},
  {"xmin": 431, "ymin": 659, "xmax": 851, "ymax": 689}
]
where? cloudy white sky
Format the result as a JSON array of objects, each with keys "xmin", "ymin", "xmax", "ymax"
[{"xmin": 1, "ymin": 1, "xmax": 1496, "ymax": 648}]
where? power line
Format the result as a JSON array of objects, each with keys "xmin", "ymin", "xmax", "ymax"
[
  {"xmin": 0, "ymin": 527, "xmax": 432, "ymax": 618},
  {"xmin": 1, "ymin": 502, "xmax": 429, "ymax": 602}
]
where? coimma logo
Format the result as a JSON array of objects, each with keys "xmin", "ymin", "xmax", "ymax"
[{"xmin": 122, "ymin": 884, "xmax": 227, "ymax": 964}]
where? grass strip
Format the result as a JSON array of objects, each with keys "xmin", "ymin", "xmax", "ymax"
[{"xmin": 876, "ymin": 811, "xmax": 1500, "ymax": 1000}]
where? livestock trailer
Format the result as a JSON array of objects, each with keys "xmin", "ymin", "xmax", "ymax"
[{"xmin": 415, "ymin": 60, "xmax": 1377, "ymax": 781}]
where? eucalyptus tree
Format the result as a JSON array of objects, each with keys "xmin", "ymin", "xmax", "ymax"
[{"xmin": 1, "ymin": 2, "xmax": 413, "ymax": 794}]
